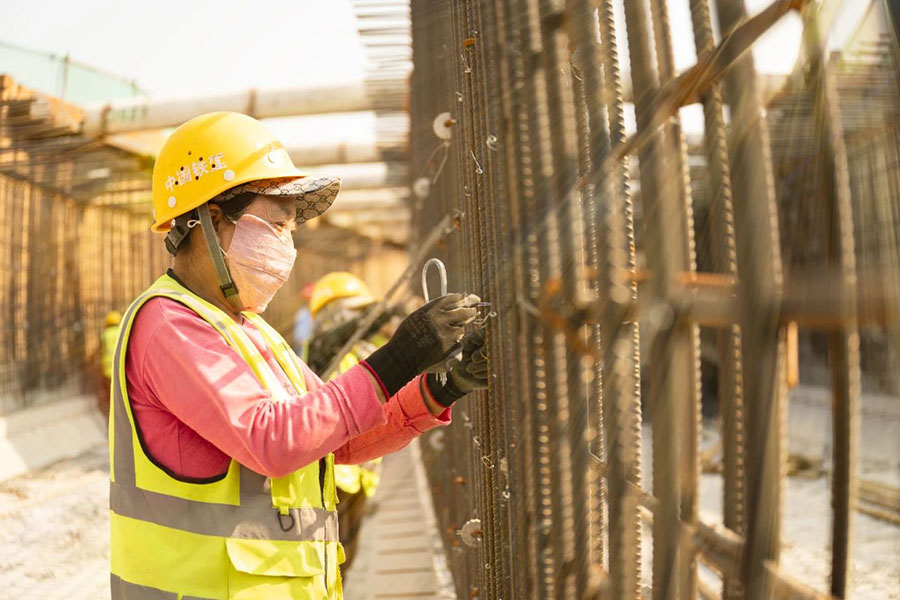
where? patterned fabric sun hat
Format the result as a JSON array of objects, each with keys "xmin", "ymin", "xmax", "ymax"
[{"xmin": 216, "ymin": 176, "xmax": 341, "ymax": 223}]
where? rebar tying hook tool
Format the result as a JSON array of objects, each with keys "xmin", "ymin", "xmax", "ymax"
[{"xmin": 422, "ymin": 257, "xmax": 448, "ymax": 302}]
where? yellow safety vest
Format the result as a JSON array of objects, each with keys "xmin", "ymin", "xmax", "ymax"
[
  {"xmin": 332, "ymin": 346, "xmax": 382, "ymax": 498},
  {"xmin": 101, "ymin": 324, "xmax": 120, "ymax": 379},
  {"xmin": 109, "ymin": 274, "xmax": 344, "ymax": 599}
]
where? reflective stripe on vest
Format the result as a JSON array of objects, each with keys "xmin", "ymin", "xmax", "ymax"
[
  {"xmin": 111, "ymin": 574, "xmax": 212, "ymax": 600},
  {"xmin": 110, "ymin": 274, "xmax": 343, "ymax": 600}
]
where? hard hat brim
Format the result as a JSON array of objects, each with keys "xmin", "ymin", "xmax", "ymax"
[{"xmin": 216, "ymin": 176, "xmax": 341, "ymax": 223}]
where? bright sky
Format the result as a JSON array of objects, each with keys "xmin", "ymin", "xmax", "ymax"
[
  {"xmin": 1, "ymin": 0, "xmax": 872, "ymax": 100},
  {"xmin": 0, "ymin": 0, "xmax": 368, "ymax": 98}
]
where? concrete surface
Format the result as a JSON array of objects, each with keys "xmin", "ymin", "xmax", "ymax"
[
  {"xmin": 342, "ymin": 441, "xmax": 455, "ymax": 599},
  {"xmin": 0, "ymin": 396, "xmax": 107, "ymax": 483}
]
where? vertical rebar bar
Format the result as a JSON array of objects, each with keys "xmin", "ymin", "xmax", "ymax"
[
  {"xmin": 595, "ymin": 1, "xmax": 644, "ymax": 596},
  {"xmin": 534, "ymin": 0, "xmax": 587, "ymax": 596},
  {"xmin": 622, "ymin": 0, "xmax": 693, "ymax": 596},
  {"xmin": 801, "ymin": 4, "xmax": 862, "ymax": 597},
  {"xmin": 646, "ymin": 0, "xmax": 705, "ymax": 596},
  {"xmin": 475, "ymin": 1, "xmax": 525, "ymax": 596},
  {"xmin": 496, "ymin": 0, "xmax": 559, "ymax": 595},
  {"xmin": 563, "ymin": 0, "xmax": 611, "ymax": 589},
  {"xmin": 448, "ymin": 1, "xmax": 496, "ymax": 593},
  {"xmin": 688, "ymin": 0, "xmax": 747, "ymax": 597},
  {"xmin": 714, "ymin": 1, "xmax": 787, "ymax": 597}
]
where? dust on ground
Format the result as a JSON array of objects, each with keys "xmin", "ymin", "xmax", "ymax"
[{"xmin": 0, "ymin": 444, "xmax": 109, "ymax": 599}]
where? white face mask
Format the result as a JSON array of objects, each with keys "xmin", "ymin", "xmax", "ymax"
[{"xmin": 224, "ymin": 214, "xmax": 297, "ymax": 313}]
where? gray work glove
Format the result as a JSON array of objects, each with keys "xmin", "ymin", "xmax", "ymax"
[
  {"xmin": 365, "ymin": 293, "xmax": 480, "ymax": 397},
  {"xmin": 425, "ymin": 329, "xmax": 489, "ymax": 407}
]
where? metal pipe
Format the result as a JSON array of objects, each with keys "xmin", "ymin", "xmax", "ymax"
[
  {"xmin": 80, "ymin": 79, "xmax": 408, "ymax": 136},
  {"xmin": 300, "ymin": 162, "xmax": 409, "ymax": 190}
]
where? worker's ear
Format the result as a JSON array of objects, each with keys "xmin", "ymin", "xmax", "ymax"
[
  {"xmin": 207, "ymin": 203, "xmax": 237, "ymax": 252},
  {"xmin": 207, "ymin": 203, "xmax": 225, "ymax": 232}
]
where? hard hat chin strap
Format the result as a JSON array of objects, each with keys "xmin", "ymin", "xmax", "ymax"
[{"xmin": 197, "ymin": 202, "xmax": 245, "ymax": 314}]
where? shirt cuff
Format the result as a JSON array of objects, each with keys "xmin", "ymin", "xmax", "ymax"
[
  {"xmin": 359, "ymin": 360, "xmax": 390, "ymax": 400},
  {"xmin": 395, "ymin": 375, "xmax": 452, "ymax": 433}
]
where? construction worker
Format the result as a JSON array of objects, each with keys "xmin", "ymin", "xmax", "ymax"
[
  {"xmin": 308, "ymin": 271, "xmax": 389, "ymax": 570},
  {"xmin": 108, "ymin": 111, "xmax": 489, "ymax": 600},
  {"xmin": 98, "ymin": 310, "xmax": 122, "ymax": 418},
  {"xmin": 293, "ymin": 281, "xmax": 316, "ymax": 362}
]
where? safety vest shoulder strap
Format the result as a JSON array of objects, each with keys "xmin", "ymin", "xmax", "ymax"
[
  {"xmin": 142, "ymin": 275, "xmax": 292, "ymax": 402},
  {"xmin": 242, "ymin": 312, "xmax": 308, "ymax": 395}
]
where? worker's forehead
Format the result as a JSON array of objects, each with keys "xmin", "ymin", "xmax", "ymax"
[{"xmin": 245, "ymin": 194, "xmax": 295, "ymax": 220}]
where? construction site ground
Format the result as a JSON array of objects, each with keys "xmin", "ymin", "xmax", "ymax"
[
  {"xmin": 0, "ymin": 386, "xmax": 896, "ymax": 599},
  {"xmin": 0, "ymin": 440, "xmax": 453, "ymax": 600}
]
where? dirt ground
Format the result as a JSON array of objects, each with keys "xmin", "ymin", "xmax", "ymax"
[
  {"xmin": 695, "ymin": 474, "xmax": 900, "ymax": 598},
  {"xmin": 0, "ymin": 444, "xmax": 109, "ymax": 599}
]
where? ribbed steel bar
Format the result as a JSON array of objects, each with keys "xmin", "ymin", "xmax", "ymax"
[
  {"xmin": 801, "ymin": 4, "xmax": 862, "ymax": 597},
  {"xmin": 533, "ymin": 0, "xmax": 586, "ymax": 597},
  {"xmin": 494, "ymin": 0, "xmax": 553, "ymax": 595},
  {"xmin": 647, "ymin": 0, "xmax": 705, "ymax": 596},
  {"xmin": 514, "ymin": 0, "xmax": 570, "ymax": 595},
  {"xmin": 405, "ymin": 4, "xmax": 474, "ymax": 592},
  {"xmin": 458, "ymin": 1, "xmax": 509, "ymax": 596},
  {"xmin": 595, "ymin": 0, "xmax": 645, "ymax": 596},
  {"xmin": 622, "ymin": 0, "xmax": 692, "ymax": 596},
  {"xmin": 472, "ymin": 1, "xmax": 524, "ymax": 596},
  {"xmin": 446, "ymin": 2, "xmax": 493, "ymax": 594},
  {"xmin": 687, "ymin": 0, "xmax": 746, "ymax": 597},
  {"xmin": 563, "ymin": 0, "xmax": 610, "ymax": 588},
  {"xmin": 714, "ymin": 0, "xmax": 787, "ymax": 597}
]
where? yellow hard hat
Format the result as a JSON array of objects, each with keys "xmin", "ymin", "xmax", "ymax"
[
  {"xmin": 151, "ymin": 111, "xmax": 339, "ymax": 232},
  {"xmin": 105, "ymin": 311, "xmax": 122, "ymax": 326},
  {"xmin": 310, "ymin": 272, "xmax": 377, "ymax": 317}
]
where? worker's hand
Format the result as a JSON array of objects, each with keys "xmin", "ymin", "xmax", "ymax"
[
  {"xmin": 425, "ymin": 329, "xmax": 489, "ymax": 407},
  {"xmin": 364, "ymin": 293, "xmax": 480, "ymax": 398},
  {"xmin": 401, "ymin": 293, "xmax": 480, "ymax": 370}
]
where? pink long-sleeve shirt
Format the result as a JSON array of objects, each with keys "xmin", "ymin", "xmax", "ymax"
[{"xmin": 124, "ymin": 296, "xmax": 451, "ymax": 480}]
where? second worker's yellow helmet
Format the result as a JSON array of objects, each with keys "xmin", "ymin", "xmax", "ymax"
[
  {"xmin": 151, "ymin": 111, "xmax": 338, "ymax": 232},
  {"xmin": 310, "ymin": 272, "xmax": 377, "ymax": 317}
]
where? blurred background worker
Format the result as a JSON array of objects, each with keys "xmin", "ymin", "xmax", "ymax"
[
  {"xmin": 308, "ymin": 271, "xmax": 390, "ymax": 570},
  {"xmin": 108, "ymin": 111, "xmax": 489, "ymax": 599},
  {"xmin": 292, "ymin": 281, "xmax": 316, "ymax": 362},
  {"xmin": 97, "ymin": 310, "xmax": 122, "ymax": 419}
]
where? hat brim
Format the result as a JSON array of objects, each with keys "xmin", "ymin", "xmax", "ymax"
[{"xmin": 217, "ymin": 176, "xmax": 341, "ymax": 223}]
